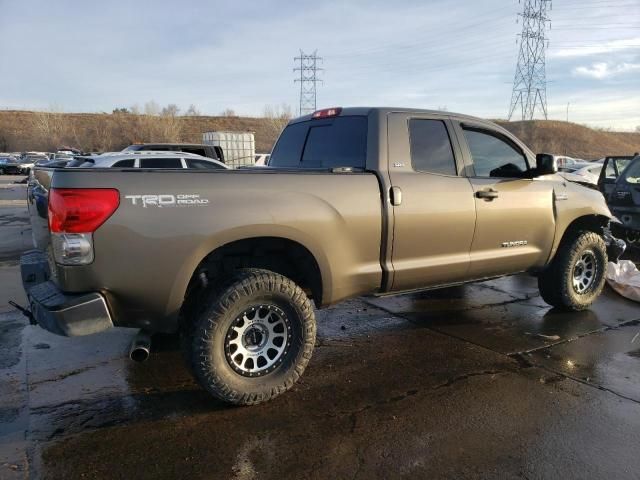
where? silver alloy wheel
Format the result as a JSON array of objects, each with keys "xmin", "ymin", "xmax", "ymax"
[
  {"xmin": 224, "ymin": 304, "xmax": 292, "ymax": 377},
  {"xmin": 572, "ymin": 250, "xmax": 597, "ymax": 294}
]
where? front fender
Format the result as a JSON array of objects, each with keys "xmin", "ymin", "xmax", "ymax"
[{"xmin": 549, "ymin": 181, "xmax": 613, "ymax": 260}]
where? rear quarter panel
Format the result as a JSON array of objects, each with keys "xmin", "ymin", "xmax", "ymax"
[{"xmin": 50, "ymin": 169, "xmax": 383, "ymax": 331}]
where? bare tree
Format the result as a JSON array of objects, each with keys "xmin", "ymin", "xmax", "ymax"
[
  {"xmin": 263, "ymin": 104, "xmax": 293, "ymax": 140},
  {"xmin": 31, "ymin": 109, "xmax": 67, "ymax": 150},
  {"xmin": 161, "ymin": 104, "xmax": 180, "ymax": 116},
  {"xmin": 144, "ymin": 101, "xmax": 160, "ymax": 116},
  {"xmin": 220, "ymin": 108, "xmax": 237, "ymax": 117},
  {"xmin": 184, "ymin": 104, "xmax": 201, "ymax": 116}
]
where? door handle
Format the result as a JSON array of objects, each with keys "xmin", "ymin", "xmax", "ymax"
[
  {"xmin": 475, "ymin": 188, "xmax": 499, "ymax": 200},
  {"xmin": 390, "ymin": 186, "xmax": 402, "ymax": 206}
]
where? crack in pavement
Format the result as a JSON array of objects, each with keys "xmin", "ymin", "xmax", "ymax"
[
  {"xmin": 509, "ymin": 317, "xmax": 640, "ymax": 357},
  {"xmin": 432, "ymin": 369, "xmax": 506, "ymax": 390},
  {"xmin": 363, "ymin": 297, "xmax": 640, "ymax": 407},
  {"xmin": 29, "ymin": 360, "xmax": 115, "ymax": 387},
  {"xmin": 317, "ymin": 369, "xmax": 511, "ymax": 431}
]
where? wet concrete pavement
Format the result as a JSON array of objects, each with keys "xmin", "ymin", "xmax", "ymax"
[{"xmin": 1, "ymin": 174, "xmax": 640, "ymax": 479}]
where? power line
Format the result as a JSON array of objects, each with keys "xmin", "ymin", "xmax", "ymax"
[
  {"xmin": 508, "ymin": 0, "xmax": 552, "ymax": 121},
  {"xmin": 294, "ymin": 50, "xmax": 323, "ymax": 116}
]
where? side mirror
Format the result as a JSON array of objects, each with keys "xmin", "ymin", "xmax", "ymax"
[{"xmin": 535, "ymin": 153, "xmax": 558, "ymax": 176}]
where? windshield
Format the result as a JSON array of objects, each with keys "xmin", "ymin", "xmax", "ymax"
[{"xmin": 623, "ymin": 158, "xmax": 640, "ymax": 184}]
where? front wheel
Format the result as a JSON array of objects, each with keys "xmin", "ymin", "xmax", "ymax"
[
  {"xmin": 538, "ymin": 231, "xmax": 607, "ymax": 311},
  {"xmin": 186, "ymin": 269, "xmax": 316, "ymax": 405}
]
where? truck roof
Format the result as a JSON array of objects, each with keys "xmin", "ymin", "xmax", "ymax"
[{"xmin": 290, "ymin": 106, "xmax": 503, "ymax": 127}]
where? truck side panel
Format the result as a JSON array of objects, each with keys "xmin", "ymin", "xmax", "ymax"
[{"xmin": 46, "ymin": 169, "xmax": 383, "ymax": 332}]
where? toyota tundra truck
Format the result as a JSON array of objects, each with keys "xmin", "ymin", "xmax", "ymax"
[{"xmin": 21, "ymin": 107, "xmax": 618, "ymax": 405}]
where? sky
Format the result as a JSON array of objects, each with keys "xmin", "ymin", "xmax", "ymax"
[{"xmin": 0, "ymin": 0, "xmax": 639, "ymax": 130}]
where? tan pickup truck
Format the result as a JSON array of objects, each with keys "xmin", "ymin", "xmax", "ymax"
[{"xmin": 22, "ymin": 107, "xmax": 619, "ymax": 405}]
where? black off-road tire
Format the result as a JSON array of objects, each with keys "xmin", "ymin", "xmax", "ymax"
[
  {"xmin": 538, "ymin": 231, "xmax": 607, "ymax": 311},
  {"xmin": 186, "ymin": 269, "xmax": 316, "ymax": 405}
]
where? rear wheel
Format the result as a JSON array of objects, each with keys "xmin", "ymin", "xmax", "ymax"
[
  {"xmin": 538, "ymin": 231, "xmax": 607, "ymax": 311},
  {"xmin": 185, "ymin": 269, "xmax": 316, "ymax": 405}
]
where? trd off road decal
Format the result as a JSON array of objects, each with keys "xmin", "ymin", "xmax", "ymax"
[{"xmin": 124, "ymin": 194, "xmax": 209, "ymax": 208}]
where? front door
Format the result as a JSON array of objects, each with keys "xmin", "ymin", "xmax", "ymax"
[
  {"xmin": 387, "ymin": 113, "xmax": 476, "ymax": 291},
  {"xmin": 453, "ymin": 122, "xmax": 556, "ymax": 278}
]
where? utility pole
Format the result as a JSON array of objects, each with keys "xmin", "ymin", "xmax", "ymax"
[
  {"xmin": 508, "ymin": 0, "xmax": 552, "ymax": 121},
  {"xmin": 294, "ymin": 50, "xmax": 323, "ymax": 116}
]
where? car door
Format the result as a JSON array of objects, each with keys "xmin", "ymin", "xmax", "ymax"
[
  {"xmin": 598, "ymin": 157, "xmax": 633, "ymax": 198},
  {"xmin": 452, "ymin": 121, "xmax": 556, "ymax": 278},
  {"xmin": 387, "ymin": 113, "xmax": 476, "ymax": 291}
]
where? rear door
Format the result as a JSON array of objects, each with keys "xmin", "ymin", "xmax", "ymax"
[
  {"xmin": 387, "ymin": 113, "xmax": 476, "ymax": 291},
  {"xmin": 453, "ymin": 122, "xmax": 555, "ymax": 278}
]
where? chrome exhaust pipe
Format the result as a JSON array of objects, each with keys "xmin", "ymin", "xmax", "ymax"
[{"xmin": 129, "ymin": 330, "xmax": 151, "ymax": 362}]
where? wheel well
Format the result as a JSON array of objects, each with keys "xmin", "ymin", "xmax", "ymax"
[
  {"xmin": 184, "ymin": 237, "xmax": 323, "ymax": 308},
  {"xmin": 558, "ymin": 215, "xmax": 609, "ymax": 248}
]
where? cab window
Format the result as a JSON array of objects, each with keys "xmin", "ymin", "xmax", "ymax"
[
  {"xmin": 408, "ymin": 119, "xmax": 457, "ymax": 175},
  {"xmin": 270, "ymin": 116, "xmax": 367, "ymax": 169},
  {"xmin": 463, "ymin": 128, "xmax": 528, "ymax": 177}
]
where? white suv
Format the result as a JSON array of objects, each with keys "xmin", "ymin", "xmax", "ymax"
[{"xmin": 71, "ymin": 151, "xmax": 228, "ymax": 170}]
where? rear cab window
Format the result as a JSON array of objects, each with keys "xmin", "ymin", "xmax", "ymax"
[{"xmin": 269, "ymin": 116, "xmax": 367, "ymax": 169}]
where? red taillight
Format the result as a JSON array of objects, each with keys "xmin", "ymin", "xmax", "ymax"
[
  {"xmin": 312, "ymin": 107, "xmax": 342, "ymax": 119},
  {"xmin": 48, "ymin": 188, "xmax": 120, "ymax": 233}
]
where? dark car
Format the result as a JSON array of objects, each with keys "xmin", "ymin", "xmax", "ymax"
[
  {"xmin": 0, "ymin": 156, "xmax": 28, "ymax": 174},
  {"xmin": 598, "ymin": 155, "xmax": 640, "ymax": 245}
]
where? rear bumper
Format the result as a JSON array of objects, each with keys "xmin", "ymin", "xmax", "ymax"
[{"xmin": 20, "ymin": 250, "xmax": 113, "ymax": 336}]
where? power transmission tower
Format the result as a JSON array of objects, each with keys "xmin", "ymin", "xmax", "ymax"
[
  {"xmin": 508, "ymin": 0, "xmax": 551, "ymax": 121},
  {"xmin": 294, "ymin": 50, "xmax": 323, "ymax": 116}
]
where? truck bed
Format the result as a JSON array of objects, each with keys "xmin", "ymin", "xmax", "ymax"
[{"xmin": 28, "ymin": 167, "xmax": 384, "ymax": 331}]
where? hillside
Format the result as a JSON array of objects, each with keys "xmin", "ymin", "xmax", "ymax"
[
  {"xmin": 1, "ymin": 110, "xmax": 638, "ymax": 159},
  {"xmin": 0, "ymin": 110, "xmax": 281, "ymax": 154},
  {"xmin": 496, "ymin": 120, "xmax": 640, "ymax": 160}
]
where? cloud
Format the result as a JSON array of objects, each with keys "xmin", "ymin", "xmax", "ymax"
[
  {"xmin": 550, "ymin": 37, "xmax": 640, "ymax": 59},
  {"xmin": 573, "ymin": 62, "xmax": 640, "ymax": 79}
]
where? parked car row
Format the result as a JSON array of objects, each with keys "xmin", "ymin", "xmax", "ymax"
[
  {"xmin": 0, "ymin": 152, "xmax": 48, "ymax": 174},
  {"xmin": 4, "ymin": 142, "xmax": 277, "ymax": 176}
]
